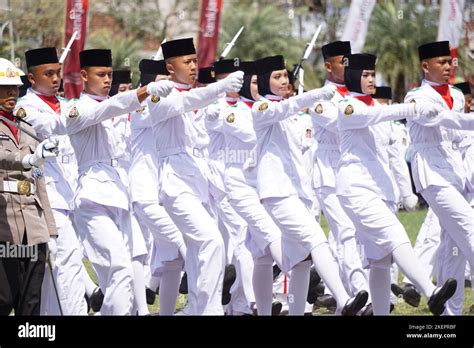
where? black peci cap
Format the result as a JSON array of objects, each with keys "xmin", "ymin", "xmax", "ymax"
[
  {"xmin": 239, "ymin": 61, "xmax": 256, "ymax": 76},
  {"xmin": 198, "ymin": 67, "xmax": 216, "ymax": 84},
  {"xmin": 139, "ymin": 59, "xmax": 169, "ymax": 76},
  {"xmin": 418, "ymin": 41, "xmax": 451, "ymax": 61},
  {"xmin": 161, "ymin": 38, "xmax": 196, "ymax": 60},
  {"xmin": 112, "ymin": 70, "xmax": 132, "ymax": 84},
  {"xmin": 80, "ymin": 49, "xmax": 112, "ymax": 68},
  {"xmin": 345, "ymin": 53, "xmax": 377, "ymax": 70},
  {"xmin": 254, "ymin": 55, "xmax": 285, "ymax": 75},
  {"xmin": 453, "ymin": 82, "xmax": 471, "ymax": 96},
  {"xmin": 213, "ymin": 59, "xmax": 243, "ymax": 75},
  {"xmin": 25, "ymin": 47, "xmax": 59, "ymax": 68},
  {"xmin": 322, "ymin": 41, "xmax": 351, "ymax": 60}
]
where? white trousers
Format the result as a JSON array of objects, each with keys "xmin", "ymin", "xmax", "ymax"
[
  {"xmin": 74, "ymin": 200, "xmax": 134, "ymax": 315},
  {"xmin": 422, "ymin": 185, "xmax": 474, "ymax": 315},
  {"xmin": 212, "ymin": 195, "xmax": 255, "ymax": 314},
  {"xmin": 164, "ymin": 192, "xmax": 225, "ymax": 315},
  {"xmin": 338, "ymin": 193, "xmax": 411, "ymax": 264},
  {"xmin": 41, "ymin": 209, "xmax": 88, "ymax": 315},
  {"xmin": 262, "ymin": 195, "xmax": 328, "ymax": 272},
  {"xmin": 133, "ymin": 201, "xmax": 186, "ymax": 269},
  {"xmin": 403, "ymin": 208, "xmax": 440, "ymax": 284},
  {"xmin": 317, "ymin": 186, "xmax": 369, "ymax": 296}
]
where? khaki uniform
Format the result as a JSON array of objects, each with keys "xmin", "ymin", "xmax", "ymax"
[{"xmin": 0, "ymin": 120, "xmax": 56, "ymax": 245}]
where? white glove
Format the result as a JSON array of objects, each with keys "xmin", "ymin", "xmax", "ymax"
[
  {"xmin": 308, "ymin": 84, "xmax": 337, "ymax": 101},
  {"xmin": 402, "ymin": 194, "xmax": 418, "ymax": 212},
  {"xmin": 415, "ymin": 102, "xmax": 443, "ymax": 119},
  {"xmin": 216, "ymin": 71, "xmax": 244, "ymax": 94},
  {"xmin": 146, "ymin": 80, "xmax": 175, "ymax": 99},
  {"xmin": 22, "ymin": 136, "xmax": 60, "ymax": 169}
]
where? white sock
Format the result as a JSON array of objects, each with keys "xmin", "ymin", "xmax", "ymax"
[
  {"xmin": 132, "ymin": 259, "xmax": 150, "ymax": 315},
  {"xmin": 392, "ymin": 243, "xmax": 436, "ymax": 298},
  {"xmin": 158, "ymin": 266, "xmax": 181, "ymax": 315},
  {"xmin": 288, "ymin": 260, "xmax": 311, "ymax": 315},
  {"xmin": 252, "ymin": 262, "xmax": 273, "ymax": 315},
  {"xmin": 369, "ymin": 266, "xmax": 391, "ymax": 315},
  {"xmin": 310, "ymin": 243, "xmax": 350, "ymax": 308},
  {"xmin": 82, "ymin": 266, "xmax": 98, "ymax": 297}
]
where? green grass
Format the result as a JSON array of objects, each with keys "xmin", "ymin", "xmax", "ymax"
[{"xmin": 84, "ymin": 208, "xmax": 473, "ymax": 315}]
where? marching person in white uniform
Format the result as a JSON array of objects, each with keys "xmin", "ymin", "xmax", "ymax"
[
  {"xmin": 310, "ymin": 41, "xmax": 370, "ymax": 306},
  {"xmin": 66, "ymin": 48, "xmax": 174, "ymax": 315},
  {"xmin": 108, "ymin": 69, "xmax": 150, "ymax": 315},
  {"xmin": 251, "ymin": 55, "xmax": 369, "ymax": 315},
  {"xmin": 404, "ymin": 41, "xmax": 474, "ymax": 315},
  {"xmin": 146, "ymin": 38, "xmax": 243, "ymax": 315},
  {"xmin": 221, "ymin": 61, "xmax": 289, "ymax": 315},
  {"xmin": 16, "ymin": 47, "xmax": 87, "ymax": 315},
  {"xmin": 336, "ymin": 53, "xmax": 457, "ymax": 315},
  {"xmin": 203, "ymin": 60, "xmax": 255, "ymax": 315},
  {"xmin": 129, "ymin": 59, "xmax": 187, "ymax": 315}
]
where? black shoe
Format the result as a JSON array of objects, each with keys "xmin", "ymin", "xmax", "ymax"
[
  {"xmin": 314, "ymin": 294, "xmax": 337, "ymax": 309},
  {"xmin": 271, "ymin": 301, "xmax": 283, "ymax": 316},
  {"xmin": 428, "ymin": 278, "xmax": 457, "ymax": 316},
  {"xmin": 84, "ymin": 294, "xmax": 91, "ymax": 313},
  {"xmin": 360, "ymin": 303, "xmax": 373, "ymax": 316},
  {"xmin": 146, "ymin": 288, "xmax": 156, "ymax": 305},
  {"xmin": 307, "ymin": 267, "xmax": 322, "ymax": 304},
  {"xmin": 390, "ymin": 303, "xmax": 395, "ymax": 313},
  {"xmin": 179, "ymin": 273, "xmax": 188, "ymax": 294},
  {"xmin": 273, "ymin": 264, "xmax": 282, "ymax": 281},
  {"xmin": 222, "ymin": 264, "xmax": 237, "ymax": 305},
  {"xmin": 341, "ymin": 290, "xmax": 369, "ymax": 316},
  {"xmin": 90, "ymin": 287, "xmax": 104, "ymax": 313},
  {"xmin": 391, "ymin": 283, "xmax": 421, "ymax": 308}
]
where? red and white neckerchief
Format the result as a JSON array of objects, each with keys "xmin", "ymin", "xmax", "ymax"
[
  {"xmin": 240, "ymin": 97, "xmax": 254, "ymax": 109},
  {"xmin": 225, "ymin": 97, "xmax": 239, "ymax": 106},
  {"xmin": 354, "ymin": 95, "xmax": 374, "ymax": 106},
  {"xmin": 430, "ymin": 84, "xmax": 453, "ymax": 110},
  {"xmin": 326, "ymin": 81, "xmax": 349, "ymax": 97},
  {"xmin": 32, "ymin": 89, "xmax": 61, "ymax": 115}
]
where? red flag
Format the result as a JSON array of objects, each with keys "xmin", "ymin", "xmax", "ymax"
[
  {"xmin": 63, "ymin": 0, "xmax": 88, "ymax": 99},
  {"xmin": 197, "ymin": 0, "xmax": 223, "ymax": 68}
]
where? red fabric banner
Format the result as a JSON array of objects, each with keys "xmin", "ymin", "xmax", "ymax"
[
  {"xmin": 197, "ymin": 0, "xmax": 223, "ymax": 69},
  {"xmin": 63, "ymin": 0, "xmax": 88, "ymax": 99}
]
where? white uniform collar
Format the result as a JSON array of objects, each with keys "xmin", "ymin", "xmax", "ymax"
[
  {"xmin": 174, "ymin": 82, "xmax": 192, "ymax": 91},
  {"xmin": 324, "ymin": 80, "xmax": 345, "ymax": 87},
  {"xmin": 423, "ymin": 79, "xmax": 446, "ymax": 87},
  {"xmin": 82, "ymin": 92, "xmax": 108, "ymax": 102},
  {"xmin": 29, "ymin": 87, "xmax": 55, "ymax": 97},
  {"xmin": 225, "ymin": 96, "xmax": 239, "ymax": 103},
  {"xmin": 263, "ymin": 94, "xmax": 283, "ymax": 102}
]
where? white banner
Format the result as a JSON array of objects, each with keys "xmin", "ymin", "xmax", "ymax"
[
  {"xmin": 341, "ymin": 0, "xmax": 376, "ymax": 53},
  {"xmin": 437, "ymin": 0, "xmax": 465, "ymax": 48}
]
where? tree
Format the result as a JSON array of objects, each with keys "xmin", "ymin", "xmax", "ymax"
[
  {"xmin": 364, "ymin": 1, "xmax": 438, "ymax": 102},
  {"xmin": 0, "ymin": 0, "xmax": 65, "ymax": 68}
]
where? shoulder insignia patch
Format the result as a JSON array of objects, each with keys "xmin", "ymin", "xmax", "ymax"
[
  {"xmin": 15, "ymin": 107, "xmax": 27, "ymax": 119},
  {"xmin": 258, "ymin": 102, "xmax": 268, "ymax": 112},
  {"xmin": 226, "ymin": 113, "xmax": 235, "ymax": 123},
  {"xmin": 68, "ymin": 106, "xmax": 79, "ymax": 118},
  {"xmin": 315, "ymin": 103, "xmax": 323, "ymax": 114},
  {"xmin": 344, "ymin": 104, "xmax": 354, "ymax": 116}
]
